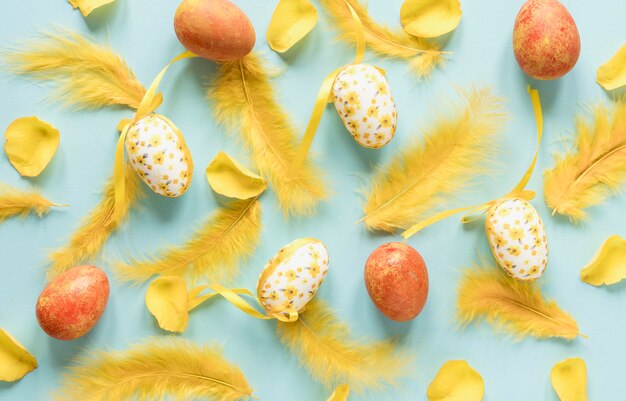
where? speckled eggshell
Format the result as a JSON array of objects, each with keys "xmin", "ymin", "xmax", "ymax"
[
  {"xmin": 332, "ymin": 64, "xmax": 397, "ymax": 149},
  {"xmin": 256, "ymin": 238, "xmax": 329, "ymax": 315},
  {"xmin": 125, "ymin": 114, "xmax": 193, "ymax": 197},
  {"xmin": 486, "ymin": 198, "xmax": 548, "ymax": 281}
]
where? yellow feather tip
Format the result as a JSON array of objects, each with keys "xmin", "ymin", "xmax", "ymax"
[{"xmin": 0, "ymin": 184, "xmax": 65, "ymax": 222}]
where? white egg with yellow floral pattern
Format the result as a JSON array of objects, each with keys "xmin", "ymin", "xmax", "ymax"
[
  {"xmin": 332, "ymin": 64, "xmax": 397, "ymax": 149},
  {"xmin": 256, "ymin": 238, "xmax": 329, "ymax": 315},
  {"xmin": 125, "ymin": 114, "xmax": 193, "ymax": 197},
  {"xmin": 486, "ymin": 198, "xmax": 548, "ymax": 281}
]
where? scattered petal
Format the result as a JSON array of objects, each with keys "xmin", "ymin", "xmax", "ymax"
[
  {"xmin": 597, "ymin": 44, "xmax": 626, "ymax": 90},
  {"xmin": 427, "ymin": 360, "xmax": 484, "ymax": 401},
  {"xmin": 68, "ymin": 0, "xmax": 115, "ymax": 17},
  {"xmin": 401, "ymin": 0, "xmax": 462, "ymax": 38},
  {"xmin": 145, "ymin": 276, "xmax": 190, "ymax": 333},
  {"xmin": 326, "ymin": 385, "xmax": 350, "ymax": 401},
  {"xmin": 267, "ymin": 0, "xmax": 318, "ymax": 53},
  {"xmin": 206, "ymin": 151, "xmax": 267, "ymax": 199},
  {"xmin": 4, "ymin": 117, "xmax": 60, "ymax": 177},
  {"xmin": 0, "ymin": 328, "xmax": 37, "ymax": 382},
  {"xmin": 551, "ymin": 358, "xmax": 588, "ymax": 401},
  {"xmin": 580, "ymin": 235, "xmax": 626, "ymax": 286}
]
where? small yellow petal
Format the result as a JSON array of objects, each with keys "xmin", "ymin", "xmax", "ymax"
[
  {"xmin": 67, "ymin": 0, "xmax": 115, "ymax": 17},
  {"xmin": 267, "ymin": 0, "xmax": 318, "ymax": 53},
  {"xmin": 427, "ymin": 360, "xmax": 484, "ymax": 401},
  {"xmin": 400, "ymin": 0, "xmax": 462, "ymax": 38},
  {"xmin": 326, "ymin": 385, "xmax": 349, "ymax": 401},
  {"xmin": 597, "ymin": 44, "xmax": 626, "ymax": 90},
  {"xmin": 145, "ymin": 276, "xmax": 190, "ymax": 333},
  {"xmin": 4, "ymin": 116, "xmax": 60, "ymax": 177},
  {"xmin": 0, "ymin": 328, "xmax": 37, "ymax": 382},
  {"xmin": 580, "ymin": 235, "xmax": 626, "ymax": 286},
  {"xmin": 206, "ymin": 151, "xmax": 267, "ymax": 200},
  {"xmin": 550, "ymin": 358, "xmax": 588, "ymax": 401}
]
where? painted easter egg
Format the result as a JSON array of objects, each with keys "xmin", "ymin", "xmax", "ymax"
[
  {"xmin": 486, "ymin": 198, "xmax": 548, "ymax": 281},
  {"xmin": 332, "ymin": 64, "xmax": 397, "ymax": 149},
  {"xmin": 125, "ymin": 114, "xmax": 193, "ymax": 197},
  {"xmin": 256, "ymin": 238, "xmax": 329, "ymax": 316}
]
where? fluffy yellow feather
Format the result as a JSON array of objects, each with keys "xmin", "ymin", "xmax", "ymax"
[
  {"xmin": 0, "ymin": 184, "xmax": 65, "ymax": 222},
  {"xmin": 457, "ymin": 267, "xmax": 582, "ymax": 340},
  {"xmin": 544, "ymin": 101, "xmax": 626, "ymax": 220},
  {"xmin": 47, "ymin": 166, "xmax": 143, "ymax": 281},
  {"xmin": 277, "ymin": 299, "xmax": 411, "ymax": 393},
  {"xmin": 115, "ymin": 198, "xmax": 261, "ymax": 285},
  {"xmin": 361, "ymin": 87, "xmax": 505, "ymax": 232},
  {"xmin": 319, "ymin": 0, "xmax": 445, "ymax": 78},
  {"xmin": 208, "ymin": 53, "xmax": 329, "ymax": 217},
  {"xmin": 53, "ymin": 338, "xmax": 254, "ymax": 401}
]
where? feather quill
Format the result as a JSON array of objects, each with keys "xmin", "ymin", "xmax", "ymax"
[
  {"xmin": 47, "ymin": 166, "xmax": 143, "ymax": 281},
  {"xmin": 457, "ymin": 267, "xmax": 582, "ymax": 340},
  {"xmin": 361, "ymin": 87, "xmax": 505, "ymax": 232},
  {"xmin": 115, "ymin": 198, "xmax": 262, "ymax": 285},
  {"xmin": 277, "ymin": 299, "xmax": 410, "ymax": 392},
  {"xmin": 208, "ymin": 53, "xmax": 329, "ymax": 217},
  {"xmin": 53, "ymin": 337, "xmax": 254, "ymax": 401},
  {"xmin": 544, "ymin": 101, "xmax": 626, "ymax": 220},
  {"xmin": 319, "ymin": 0, "xmax": 444, "ymax": 78},
  {"xmin": 0, "ymin": 185, "xmax": 65, "ymax": 222}
]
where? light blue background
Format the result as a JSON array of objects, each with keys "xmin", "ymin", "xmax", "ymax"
[{"xmin": 1, "ymin": 0, "xmax": 625, "ymax": 400}]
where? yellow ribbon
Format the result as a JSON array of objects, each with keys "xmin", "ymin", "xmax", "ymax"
[{"xmin": 402, "ymin": 86, "xmax": 544, "ymax": 239}]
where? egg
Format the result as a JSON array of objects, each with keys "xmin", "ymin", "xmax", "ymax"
[
  {"xmin": 486, "ymin": 198, "xmax": 548, "ymax": 281},
  {"xmin": 36, "ymin": 265, "xmax": 110, "ymax": 341},
  {"xmin": 513, "ymin": 0, "xmax": 580, "ymax": 80},
  {"xmin": 332, "ymin": 64, "xmax": 397, "ymax": 149},
  {"xmin": 364, "ymin": 242, "xmax": 429, "ymax": 322},
  {"xmin": 125, "ymin": 114, "xmax": 193, "ymax": 197},
  {"xmin": 174, "ymin": 0, "xmax": 256, "ymax": 61},
  {"xmin": 256, "ymin": 238, "xmax": 329, "ymax": 316}
]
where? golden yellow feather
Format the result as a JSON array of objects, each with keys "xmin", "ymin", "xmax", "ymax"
[
  {"xmin": 457, "ymin": 267, "xmax": 582, "ymax": 340},
  {"xmin": 319, "ymin": 0, "xmax": 445, "ymax": 78},
  {"xmin": 544, "ymin": 101, "xmax": 626, "ymax": 220},
  {"xmin": 115, "ymin": 198, "xmax": 261, "ymax": 285},
  {"xmin": 47, "ymin": 166, "xmax": 143, "ymax": 281},
  {"xmin": 208, "ymin": 53, "xmax": 329, "ymax": 217},
  {"xmin": 361, "ymin": 87, "xmax": 505, "ymax": 232},
  {"xmin": 0, "ymin": 184, "xmax": 65, "ymax": 222},
  {"xmin": 53, "ymin": 337, "xmax": 254, "ymax": 401},
  {"xmin": 277, "ymin": 299, "xmax": 411, "ymax": 393}
]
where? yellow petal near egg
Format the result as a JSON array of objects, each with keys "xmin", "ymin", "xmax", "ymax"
[
  {"xmin": 596, "ymin": 43, "xmax": 626, "ymax": 90},
  {"xmin": 0, "ymin": 328, "xmax": 37, "ymax": 382},
  {"xmin": 550, "ymin": 358, "xmax": 588, "ymax": 401},
  {"xmin": 206, "ymin": 151, "xmax": 267, "ymax": 200},
  {"xmin": 68, "ymin": 0, "xmax": 115, "ymax": 17},
  {"xmin": 580, "ymin": 235, "xmax": 626, "ymax": 286},
  {"xmin": 267, "ymin": 0, "xmax": 318, "ymax": 53},
  {"xmin": 400, "ymin": 0, "xmax": 462, "ymax": 38},
  {"xmin": 427, "ymin": 360, "xmax": 484, "ymax": 401},
  {"xmin": 326, "ymin": 385, "xmax": 350, "ymax": 401},
  {"xmin": 4, "ymin": 116, "xmax": 60, "ymax": 177}
]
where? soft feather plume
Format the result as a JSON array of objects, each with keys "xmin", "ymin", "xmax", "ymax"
[
  {"xmin": 4, "ymin": 31, "xmax": 146, "ymax": 110},
  {"xmin": 319, "ymin": 0, "xmax": 444, "ymax": 78},
  {"xmin": 115, "ymin": 198, "xmax": 261, "ymax": 285},
  {"xmin": 0, "ymin": 184, "xmax": 65, "ymax": 222},
  {"xmin": 208, "ymin": 53, "xmax": 329, "ymax": 217},
  {"xmin": 544, "ymin": 101, "xmax": 626, "ymax": 220},
  {"xmin": 53, "ymin": 337, "xmax": 254, "ymax": 401},
  {"xmin": 277, "ymin": 299, "xmax": 410, "ymax": 392},
  {"xmin": 361, "ymin": 87, "xmax": 505, "ymax": 232},
  {"xmin": 47, "ymin": 166, "xmax": 143, "ymax": 281},
  {"xmin": 457, "ymin": 267, "xmax": 582, "ymax": 340}
]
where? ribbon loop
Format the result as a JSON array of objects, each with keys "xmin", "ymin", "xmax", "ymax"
[{"xmin": 207, "ymin": 284, "xmax": 300, "ymax": 322}]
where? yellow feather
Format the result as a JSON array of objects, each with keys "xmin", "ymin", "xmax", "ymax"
[
  {"xmin": 208, "ymin": 53, "xmax": 329, "ymax": 217},
  {"xmin": 457, "ymin": 267, "xmax": 582, "ymax": 340},
  {"xmin": 319, "ymin": 0, "xmax": 445, "ymax": 78},
  {"xmin": 47, "ymin": 165, "xmax": 143, "ymax": 281},
  {"xmin": 5, "ymin": 31, "xmax": 146, "ymax": 110},
  {"xmin": 544, "ymin": 101, "xmax": 626, "ymax": 220},
  {"xmin": 0, "ymin": 184, "xmax": 64, "ymax": 222},
  {"xmin": 114, "ymin": 198, "xmax": 262, "ymax": 285},
  {"xmin": 361, "ymin": 87, "xmax": 505, "ymax": 232},
  {"xmin": 53, "ymin": 337, "xmax": 254, "ymax": 401},
  {"xmin": 277, "ymin": 299, "xmax": 411, "ymax": 393}
]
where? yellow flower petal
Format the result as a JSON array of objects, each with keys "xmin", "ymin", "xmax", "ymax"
[
  {"xmin": 0, "ymin": 328, "xmax": 37, "ymax": 382},
  {"xmin": 400, "ymin": 0, "xmax": 462, "ymax": 38},
  {"xmin": 597, "ymin": 44, "xmax": 626, "ymax": 90},
  {"xmin": 326, "ymin": 385, "xmax": 349, "ymax": 401},
  {"xmin": 580, "ymin": 235, "xmax": 626, "ymax": 286},
  {"xmin": 266, "ymin": 0, "xmax": 318, "ymax": 53},
  {"xmin": 68, "ymin": 0, "xmax": 115, "ymax": 17},
  {"xmin": 427, "ymin": 360, "xmax": 484, "ymax": 401},
  {"xmin": 146, "ymin": 276, "xmax": 190, "ymax": 333},
  {"xmin": 206, "ymin": 151, "xmax": 267, "ymax": 199},
  {"xmin": 4, "ymin": 116, "xmax": 60, "ymax": 177},
  {"xmin": 550, "ymin": 358, "xmax": 588, "ymax": 401}
]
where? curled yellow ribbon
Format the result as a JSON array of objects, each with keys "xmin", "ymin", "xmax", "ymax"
[{"xmin": 402, "ymin": 86, "xmax": 543, "ymax": 239}]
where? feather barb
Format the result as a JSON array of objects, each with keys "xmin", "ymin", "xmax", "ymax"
[{"xmin": 0, "ymin": 185, "xmax": 66, "ymax": 222}]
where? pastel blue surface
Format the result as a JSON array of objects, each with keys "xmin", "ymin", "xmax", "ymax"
[{"xmin": 1, "ymin": 0, "xmax": 625, "ymax": 400}]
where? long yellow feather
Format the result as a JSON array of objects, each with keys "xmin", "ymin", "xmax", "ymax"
[
  {"xmin": 544, "ymin": 101, "xmax": 626, "ymax": 220},
  {"xmin": 4, "ymin": 31, "xmax": 146, "ymax": 110},
  {"xmin": 0, "ymin": 184, "xmax": 65, "ymax": 222},
  {"xmin": 276, "ymin": 299, "xmax": 411, "ymax": 393},
  {"xmin": 208, "ymin": 53, "xmax": 329, "ymax": 217},
  {"xmin": 53, "ymin": 338, "xmax": 254, "ymax": 401},
  {"xmin": 457, "ymin": 267, "xmax": 582, "ymax": 340},
  {"xmin": 47, "ymin": 166, "xmax": 143, "ymax": 281},
  {"xmin": 319, "ymin": 0, "xmax": 445, "ymax": 78},
  {"xmin": 115, "ymin": 198, "xmax": 261, "ymax": 285},
  {"xmin": 361, "ymin": 87, "xmax": 505, "ymax": 232}
]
